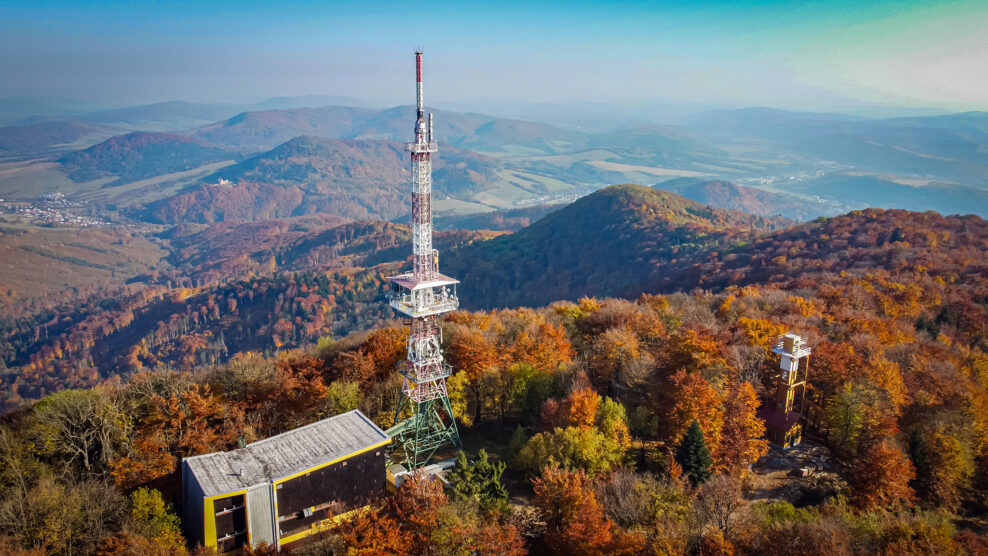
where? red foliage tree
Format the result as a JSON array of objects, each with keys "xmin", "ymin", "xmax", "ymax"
[{"xmin": 847, "ymin": 440, "xmax": 916, "ymax": 509}]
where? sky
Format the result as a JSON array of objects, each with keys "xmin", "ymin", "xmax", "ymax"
[{"xmin": 0, "ymin": 0, "xmax": 986, "ymax": 114}]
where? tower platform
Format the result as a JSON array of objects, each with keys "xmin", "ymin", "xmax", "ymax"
[{"xmin": 386, "ymin": 272, "xmax": 459, "ymax": 318}]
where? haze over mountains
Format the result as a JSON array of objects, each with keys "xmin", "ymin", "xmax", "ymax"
[{"xmin": 1, "ymin": 95, "xmax": 986, "ymax": 223}]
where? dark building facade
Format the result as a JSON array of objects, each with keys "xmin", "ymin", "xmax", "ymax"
[{"xmin": 182, "ymin": 410, "xmax": 390, "ymax": 553}]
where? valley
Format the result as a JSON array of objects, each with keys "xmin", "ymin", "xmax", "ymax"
[{"xmin": 2, "ymin": 100, "xmax": 985, "ymax": 230}]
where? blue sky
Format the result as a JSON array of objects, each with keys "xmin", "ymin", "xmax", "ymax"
[{"xmin": 0, "ymin": 0, "xmax": 985, "ymax": 113}]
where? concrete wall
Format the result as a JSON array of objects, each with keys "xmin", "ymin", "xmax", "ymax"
[{"xmin": 181, "ymin": 460, "xmax": 205, "ymax": 547}]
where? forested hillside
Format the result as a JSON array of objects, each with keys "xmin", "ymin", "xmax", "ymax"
[
  {"xmin": 445, "ymin": 185, "xmax": 790, "ymax": 308},
  {"xmin": 433, "ymin": 203, "xmax": 565, "ymax": 232},
  {"xmin": 7, "ymin": 185, "xmax": 985, "ymax": 414},
  {"xmin": 143, "ymin": 136, "xmax": 500, "ymax": 223},
  {"xmin": 0, "ymin": 219, "xmax": 499, "ymax": 410},
  {"xmin": 446, "ymin": 185, "xmax": 988, "ymax": 315},
  {"xmin": 1, "ymin": 241, "xmax": 986, "ymax": 553},
  {"xmin": 59, "ymin": 132, "xmax": 234, "ymax": 185}
]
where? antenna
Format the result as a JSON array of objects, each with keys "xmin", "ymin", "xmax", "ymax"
[{"xmin": 415, "ymin": 50, "xmax": 424, "ymax": 128}]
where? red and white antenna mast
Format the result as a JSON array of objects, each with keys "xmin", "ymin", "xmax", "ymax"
[{"xmin": 385, "ymin": 50, "xmax": 462, "ymax": 468}]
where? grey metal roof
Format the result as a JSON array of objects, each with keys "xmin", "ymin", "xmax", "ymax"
[{"xmin": 184, "ymin": 409, "xmax": 389, "ymax": 497}]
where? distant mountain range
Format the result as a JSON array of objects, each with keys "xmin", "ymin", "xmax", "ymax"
[
  {"xmin": 653, "ymin": 178, "xmax": 842, "ymax": 220},
  {"xmin": 1, "ymin": 97, "xmax": 987, "ymax": 223},
  {"xmin": 189, "ymin": 105, "xmax": 592, "ymax": 155},
  {"xmin": 0, "ymin": 96, "xmax": 114, "ymax": 125},
  {"xmin": 0, "ymin": 95, "xmax": 370, "ymax": 127},
  {"xmin": 684, "ymin": 107, "xmax": 988, "ymax": 186}
]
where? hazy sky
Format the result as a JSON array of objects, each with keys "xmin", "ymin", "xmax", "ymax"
[{"xmin": 1, "ymin": 0, "xmax": 986, "ymax": 113}]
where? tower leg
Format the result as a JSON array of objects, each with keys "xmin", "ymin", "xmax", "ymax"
[{"xmin": 389, "ymin": 393, "xmax": 462, "ymax": 468}]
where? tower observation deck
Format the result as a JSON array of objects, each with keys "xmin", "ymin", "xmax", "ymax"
[{"xmin": 384, "ymin": 50, "xmax": 462, "ymax": 468}]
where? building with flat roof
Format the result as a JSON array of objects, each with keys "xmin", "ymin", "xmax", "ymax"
[{"xmin": 182, "ymin": 409, "xmax": 390, "ymax": 553}]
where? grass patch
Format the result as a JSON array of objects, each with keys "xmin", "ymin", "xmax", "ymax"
[
  {"xmin": 67, "ymin": 242, "xmax": 117, "ymax": 255},
  {"xmin": 19, "ymin": 245, "xmax": 112, "ymax": 270}
]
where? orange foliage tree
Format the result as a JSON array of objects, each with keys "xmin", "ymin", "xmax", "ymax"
[
  {"xmin": 333, "ymin": 473, "xmax": 524, "ymax": 555},
  {"xmin": 336, "ymin": 508, "xmax": 414, "ymax": 555},
  {"xmin": 512, "ymin": 321, "xmax": 573, "ymax": 373},
  {"xmin": 447, "ymin": 328, "xmax": 502, "ymax": 382},
  {"xmin": 847, "ymin": 440, "xmax": 916, "ymax": 509},
  {"xmin": 716, "ymin": 379, "xmax": 768, "ymax": 475},
  {"xmin": 532, "ymin": 466, "xmax": 644, "ymax": 555},
  {"xmin": 109, "ymin": 434, "xmax": 175, "ymax": 490},
  {"xmin": 246, "ymin": 353, "xmax": 327, "ymax": 434},
  {"xmin": 358, "ymin": 327, "xmax": 408, "ymax": 382},
  {"xmin": 667, "ymin": 370, "xmax": 724, "ymax": 457},
  {"xmin": 737, "ymin": 316, "xmax": 787, "ymax": 352},
  {"xmin": 147, "ymin": 384, "xmax": 242, "ymax": 458},
  {"xmin": 567, "ymin": 388, "xmax": 600, "ymax": 429}
]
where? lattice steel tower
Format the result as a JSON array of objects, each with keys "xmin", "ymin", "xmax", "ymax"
[{"xmin": 385, "ymin": 50, "xmax": 462, "ymax": 468}]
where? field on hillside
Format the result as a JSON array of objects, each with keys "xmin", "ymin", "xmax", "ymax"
[
  {"xmin": 0, "ymin": 160, "xmax": 111, "ymax": 198},
  {"xmin": 0, "ymin": 225, "xmax": 168, "ymax": 307},
  {"xmin": 73, "ymin": 160, "xmax": 237, "ymax": 206}
]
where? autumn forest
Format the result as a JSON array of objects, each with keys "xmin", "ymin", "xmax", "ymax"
[{"xmin": 0, "ymin": 182, "xmax": 985, "ymax": 555}]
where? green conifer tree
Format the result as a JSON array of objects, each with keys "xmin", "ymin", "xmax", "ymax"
[
  {"xmin": 448, "ymin": 450, "xmax": 479, "ymax": 499},
  {"xmin": 473, "ymin": 449, "xmax": 508, "ymax": 510},
  {"xmin": 447, "ymin": 449, "xmax": 508, "ymax": 511},
  {"xmin": 676, "ymin": 419, "xmax": 713, "ymax": 485}
]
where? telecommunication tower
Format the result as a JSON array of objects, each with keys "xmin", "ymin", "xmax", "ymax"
[{"xmin": 385, "ymin": 50, "xmax": 462, "ymax": 468}]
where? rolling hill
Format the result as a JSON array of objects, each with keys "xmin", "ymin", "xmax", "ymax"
[
  {"xmin": 654, "ymin": 178, "xmax": 841, "ymax": 220},
  {"xmin": 0, "ymin": 225, "xmax": 168, "ymax": 310},
  {"xmin": 587, "ymin": 124, "xmax": 728, "ymax": 168},
  {"xmin": 75, "ymin": 100, "xmax": 247, "ymax": 132},
  {"xmin": 445, "ymin": 182, "xmax": 988, "ymax": 313},
  {"xmin": 433, "ymin": 204, "xmax": 565, "ymax": 231},
  {"xmin": 190, "ymin": 105, "xmax": 589, "ymax": 155},
  {"xmin": 443, "ymin": 184, "xmax": 789, "ymax": 308},
  {"xmin": 58, "ymin": 131, "xmax": 234, "ymax": 185},
  {"xmin": 143, "ymin": 135, "xmax": 500, "ymax": 223},
  {"xmin": 0, "ymin": 121, "xmax": 113, "ymax": 155},
  {"xmin": 0, "ymin": 95, "xmax": 112, "ymax": 125},
  {"xmin": 654, "ymin": 205, "xmax": 988, "ymax": 297},
  {"xmin": 157, "ymin": 214, "xmax": 502, "ymax": 284}
]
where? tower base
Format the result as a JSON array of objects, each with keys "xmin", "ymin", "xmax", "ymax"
[{"xmin": 386, "ymin": 395, "xmax": 462, "ymax": 469}]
